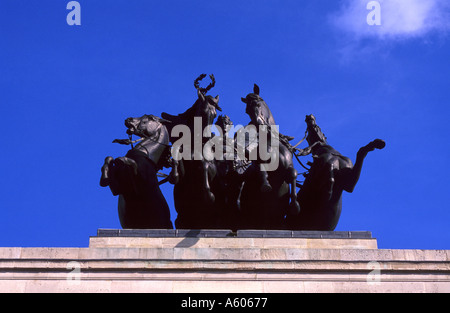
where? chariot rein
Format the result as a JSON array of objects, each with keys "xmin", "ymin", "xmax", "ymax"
[{"xmin": 112, "ymin": 127, "xmax": 312, "ymax": 186}]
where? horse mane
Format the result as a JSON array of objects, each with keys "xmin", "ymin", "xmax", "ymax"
[
  {"xmin": 161, "ymin": 101, "xmax": 198, "ymax": 143},
  {"xmin": 258, "ymin": 99, "xmax": 276, "ymax": 126},
  {"xmin": 162, "ymin": 105, "xmax": 196, "ymax": 127}
]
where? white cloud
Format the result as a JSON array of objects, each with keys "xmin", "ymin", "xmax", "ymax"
[{"xmin": 331, "ymin": 0, "xmax": 450, "ymax": 40}]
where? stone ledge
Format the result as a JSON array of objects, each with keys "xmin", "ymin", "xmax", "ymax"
[
  {"xmin": 2, "ymin": 258, "xmax": 450, "ymax": 273},
  {"xmin": 1, "ymin": 279, "xmax": 449, "ymax": 293},
  {"xmin": 1, "ymin": 256, "xmax": 449, "ymax": 294},
  {"xmin": 1, "ymin": 243, "xmax": 450, "ymax": 292},
  {"xmin": 89, "ymin": 237, "xmax": 378, "ymax": 250},
  {"xmin": 96, "ymin": 229, "xmax": 373, "ymax": 239},
  {"xmin": 2, "ymin": 247, "xmax": 450, "ymax": 262}
]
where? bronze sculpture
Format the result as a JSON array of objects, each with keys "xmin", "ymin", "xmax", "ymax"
[
  {"xmin": 100, "ymin": 74, "xmax": 385, "ymax": 231},
  {"xmin": 237, "ymin": 84, "xmax": 300, "ymax": 229},
  {"xmin": 100, "ymin": 114, "xmax": 173, "ymax": 229},
  {"xmin": 161, "ymin": 74, "xmax": 222, "ymax": 229},
  {"xmin": 286, "ymin": 114, "xmax": 385, "ymax": 230}
]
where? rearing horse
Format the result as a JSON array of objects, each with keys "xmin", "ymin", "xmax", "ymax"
[
  {"xmin": 161, "ymin": 74, "xmax": 221, "ymax": 229},
  {"xmin": 238, "ymin": 84, "xmax": 300, "ymax": 229},
  {"xmin": 100, "ymin": 114, "xmax": 174, "ymax": 229},
  {"xmin": 286, "ymin": 114, "xmax": 385, "ymax": 231}
]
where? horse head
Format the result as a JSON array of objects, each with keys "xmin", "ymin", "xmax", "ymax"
[
  {"xmin": 215, "ymin": 114, "xmax": 233, "ymax": 136},
  {"xmin": 241, "ymin": 84, "xmax": 275, "ymax": 127},
  {"xmin": 120, "ymin": 114, "xmax": 171, "ymax": 169},
  {"xmin": 162, "ymin": 74, "xmax": 221, "ymax": 139},
  {"xmin": 125, "ymin": 114, "xmax": 169, "ymax": 140},
  {"xmin": 194, "ymin": 74, "xmax": 221, "ymax": 127},
  {"xmin": 305, "ymin": 114, "xmax": 327, "ymax": 146}
]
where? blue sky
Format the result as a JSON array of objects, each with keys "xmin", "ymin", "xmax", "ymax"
[{"xmin": 0, "ymin": 0, "xmax": 449, "ymax": 249}]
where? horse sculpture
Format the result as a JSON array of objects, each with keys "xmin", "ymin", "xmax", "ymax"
[
  {"xmin": 100, "ymin": 114, "xmax": 173, "ymax": 229},
  {"xmin": 161, "ymin": 74, "xmax": 221, "ymax": 229},
  {"xmin": 286, "ymin": 114, "xmax": 385, "ymax": 231},
  {"xmin": 238, "ymin": 84, "xmax": 300, "ymax": 229},
  {"xmin": 99, "ymin": 75, "xmax": 386, "ymax": 232}
]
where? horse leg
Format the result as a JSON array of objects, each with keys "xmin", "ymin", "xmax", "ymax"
[
  {"xmin": 100, "ymin": 156, "xmax": 122, "ymax": 196},
  {"xmin": 169, "ymin": 159, "xmax": 180, "ymax": 185},
  {"xmin": 308, "ymin": 156, "xmax": 335, "ymax": 203},
  {"xmin": 344, "ymin": 139, "xmax": 385, "ymax": 193},
  {"xmin": 112, "ymin": 156, "xmax": 139, "ymax": 196},
  {"xmin": 324, "ymin": 162, "xmax": 335, "ymax": 201},
  {"xmin": 235, "ymin": 181, "xmax": 244, "ymax": 211},
  {"xmin": 169, "ymin": 147, "xmax": 185, "ymax": 185},
  {"xmin": 100, "ymin": 156, "xmax": 138, "ymax": 196},
  {"xmin": 287, "ymin": 166, "xmax": 301, "ymax": 215},
  {"xmin": 201, "ymin": 161, "xmax": 215, "ymax": 204},
  {"xmin": 258, "ymin": 163, "xmax": 273, "ymax": 193},
  {"xmin": 100, "ymin": 156, "xmax": 114, "ymax": 187}
]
